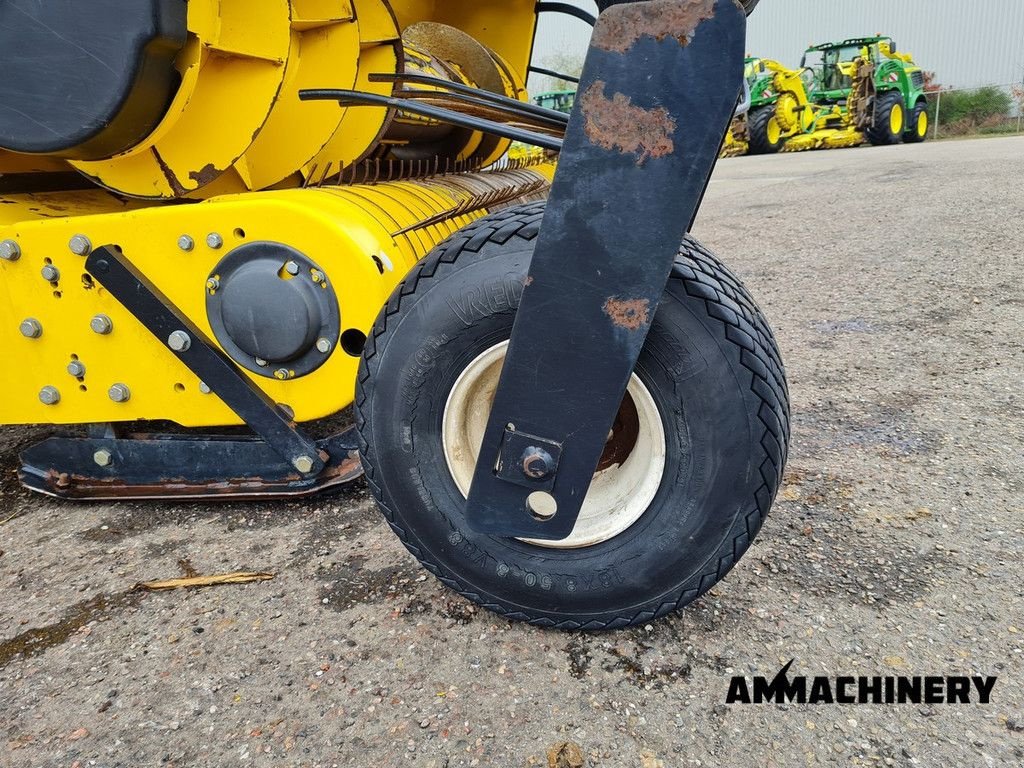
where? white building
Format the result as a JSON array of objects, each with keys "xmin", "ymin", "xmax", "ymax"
[{"xmin": 532, "ymin": 0, "xmax": 1024, "ymax": 90}]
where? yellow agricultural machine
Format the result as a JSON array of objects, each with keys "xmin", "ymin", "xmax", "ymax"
[
  {"xmin": 722, "ymin": 57, "xmax": 814, "ymax": 156},
  {"xmin": 0, "ymin": 0, "xmax": 788, "ymax": 628}
]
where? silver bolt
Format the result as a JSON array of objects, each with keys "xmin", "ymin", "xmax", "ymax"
[
  {"xmin": 254, "ymin": 357, "xmax": 268, "ymax": 367},
  {"xmin": 93, "ymin": 449, "xmax": 113, "ymax": 468},
  {"xmin": 39, "ymin": 386, "xmax": 60, "ymax": 406},
  {"xmin": 293, "ymin": 456, "xmax": 315, "ymax": 474},
  {"xmin": 69, "ymin": 235, "xmax": 92, "ymax": 256},
  {"xmin": 199, "ymin": 382, "xmax": 212, "ymax": 394},
  {"xmin": 41, "ymin": 264, "xmax": 60, "ymax": 282},
  {"xmin": 311, "ymin": 270, "xmax": 325, "ymax": 284},
  {"xmin": 205, "ymin": 277, "xmax": 220, "ymax": 292},
  {"xmin": 19, "ymin": 318, "xmax": 42, "ymax": 339},
  {"xmin": 274, "ymin": 369, "xmax": 291, "ymax": 381},
  {"xmin": 316, "ymin": 338, "xmax": 332, "ymax": 354},
  {"xmin": 206, "ymin": 233, "xmax": 224, "ymax": 250},
  {"xmin": 167, "ymin": 330, "xmax": 192, "ymax": 352},
  {"xmin": 67, "ymin": 360, "xmax": 86, "ymax": 378},
  {"xmin": 108, "ymin": 383, "xmax": 131, "ymax": 403},
  {"xmin": 178, "ymin": 235, "xmax": 195, "ymax": 252},
  {"xmin": 284, "ymin": 260, "xmax": 300, "ymax": 276},
  {"xmin": 90, "ymin": 314, "xmax": 113, "ymax": 335},
  {"xmin": 1, "ymin": 239, "xmax": 22, "ymax": 261}
]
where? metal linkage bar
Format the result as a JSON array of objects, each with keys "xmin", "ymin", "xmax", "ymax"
[
  {"xmin": 535, "ymin": 2, "xmax": 598, "ymax": 26},
  {"xmin": 84, "ymin": 247, "xmax": 326, "ymax": 477},
  {"xmin": 527, "ymin": 66, "xmax": 581, "ymax": 85},
  {"xmin": 299, "ymin": 90, "xmax": 564, "ymax": 151},
  {"xmin": 464, "ymin": 0, "xmax": 749, "ymax": 540}
]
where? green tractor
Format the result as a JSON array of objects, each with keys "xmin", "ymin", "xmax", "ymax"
[
  {"xmin": 533, "ymin": 90, "xmax": 576, "ymax": 115},
  {"xmin": 802, "ymin": 36, "xmax": 930, "ymax": 145}
]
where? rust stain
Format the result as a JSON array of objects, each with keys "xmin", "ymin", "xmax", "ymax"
[
  {"xmin": 188, "ymin": 163, "xmax": 223, "ymax": 187},
  {"xmin": 604, "ymin": 297, "xmax": 651, "ymax": 331},
  {"xmin": 151, "ymin": 147, "xmax": 188, "ymax": 197},
  {"xmin": 580, "ymin": 81, "xmax": 676, "ymax": 164},
  {"xmin": 592, "ymin": 0, "xmax": 717, "ymax": 54},
  {"xmin": 524, "ymin": 276, "xmax": 534, "ymax": 287}
]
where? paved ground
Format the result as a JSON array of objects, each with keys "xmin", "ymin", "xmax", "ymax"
[{"xmin": 1, "ymin": 136, "xmax": 1022, "ymax": 767}]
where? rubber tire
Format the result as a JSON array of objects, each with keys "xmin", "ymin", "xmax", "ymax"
[
  {"xmin": 747, "ymin": 105, "xmax": 785, "ymax": 154},
  {"xmin": 904, "ymin": 101, "xmax": 928, "ymax": 144},
  {"xmin": 867, "ymin": 90, "xmax": 905, "ymax": 146},
  {"xmin": 355, "ymin": 202, "xmax": 790, "ymax": 630}
]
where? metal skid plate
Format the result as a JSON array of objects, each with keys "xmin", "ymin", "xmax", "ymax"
[
  {"xmin": 19, "ymin": 431, "xmax": 362, "ymax": 501},
  {"xmin": 465, "ymin": 0, "xmax": 748, "ymax": 539}
]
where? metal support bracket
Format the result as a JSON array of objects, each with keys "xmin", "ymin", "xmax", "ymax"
[
  {"xmin": 465, "ymin": 0, "xmax": 749, "ymax": 539},
  {"xmin": 84, "ymin": 246, "xmax": 327, "ymax": 477}
]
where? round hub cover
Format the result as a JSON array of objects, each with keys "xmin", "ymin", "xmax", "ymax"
[{"xmin": 206, "ymin": 242, "xmax": 340, "ymax": 378}]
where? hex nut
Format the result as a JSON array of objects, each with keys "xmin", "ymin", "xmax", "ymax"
[
  {"xmin": 205, "ymin": 277, "xmax": 220, "ymax": 292},
  {"xmin": 39, "ymin": 386, "xmax": 60, "ymax": 406},
  {"xmin": 41, "ymin": 264, "xmax": 60, "ymax": 282},
  {"xmin": 293, "ymin": 456, "xmax": 315, "ymax": 474},
  {"xmin": 67, "ymin": 360, "xmax": 86, "ymax": 378},
  {"xmin": 206, "ymin": 233, "xmax": 224, "ymax": 250},
  {"xmin": 108, "ymin": 383, "xmax": 131, "ymax": 403},
  {"xmin": 93, "ymin": 449, "xmax": 113, "ymax": 468},
  {"xmin": 316, "ymin": 338, "xmax": 332, "ymax": 354},
  {"xmin": 274, "ymin": 369, "xmax": 291, "ymax": 381},
  {"xmin": 254, "ymin": 357, "xmax": 268, "ymax": 367},
  {"xmin": 167, "ymin": 330, "xmax": 192, "ymax": 352},
  {"xmin": 178, "ymin": 235, "xmax": 195, "ymax": 252},
  {"xmin": 0, "ymin": 239, "xmax": 22, "ymax": 261},
  {"xmin": 284, "ymin": 260, "xmax": 300, "ymax": 276},
  {"xmin": 69, "ymin": 235, "xmax": 92, "ymax": 256},
  {"xmin": 90, "ymin": 314, "xmax": 113, "ymax": 335},
  {"xmin": 19, "ymin": 318, "xmax": 42, "ymax": 339}
]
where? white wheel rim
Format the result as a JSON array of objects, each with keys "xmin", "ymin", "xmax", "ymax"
[{"xmin": 442, "ymin": 342, "xmax": 667, "ymax": 549}]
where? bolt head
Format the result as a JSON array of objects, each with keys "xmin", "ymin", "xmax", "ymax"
[
  {"xmin": 90, "ymin": 315, "xmax": 113, "ymax": 335},
  {"xmin": 93, "ymin": 449, "xmax": 113, "ymax": 468},
  {"xmin": 108, "ymin": 383, "xmax": 131, "ymax": 403},
  {"xmin": 0, "ymin": 239, "xmax": 22, "ymax": 261},
  {"xmin": 69, "ymin": 235, "xmax": 92, "ymax": 256},
  {"xmin": 199, "ymin": 382, "xmax": 212, "ymax": 395},
  {"xmin": 521, "ymin": 447, "xmax": 556, "ymax": 480},
  {"xmin": 178, "ymin": 235, "xmax": 195, "ymax": 252},
  {"xmin": 205, "ymin": 277, "xmax": 220, "ymax": 292},
  {"xmin": 67, "ymin": 360, "xmax": 86, "ymax": 378},
  {"xmin": 274, "ymin": 368, "xmax": 291, "ymax": 381},
  {"xmin": 167, "ymin": 330, "xmax": 192, "ymax": 353},
  {"xmin": 316, "ymin": 338, "xmax": 332, "ymax": 354},
  {"xmin": 41, "ymin": 265, "xmax": 60, "ymax": 282},
  {"xmin": 39, "ymin": 386, "xmax": 60, "ymax": 406},
  {"xmin": 206, "ymin": 233, "xmax": 224, "ymax": 250},
  {"xmin": 293, "ymin": 456, "xmax": 315, "ymax": 474},
  {"xmin": 19, "ymin": 318, "xmax": 42, "ymax": 339},
  {"xmin": 254, "ymin": 357, "xmax": 268, "ymax": 367},
  {"xmin": 311, "ymin": 270, "xmax": 325, "ymax": 284},
  {"xmin": 284, "ymin": 260, "xmax": 300, "ymax": 276}
]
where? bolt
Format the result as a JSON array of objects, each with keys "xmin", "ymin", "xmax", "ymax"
[
  {"xmin": 521, "ymin": 447, "xmax": 556, "ymax": 480},
  {"xmin": 284, "ymin": 260, "xmax": 300, "ymax": 276},
  {"xmin": 316, "ymin": 338, "xmax": 332, "ymax": 354},
  {"xmin": 274, "ymin": 369, "xmax": 292, "ymax": 381},
  {"xmin": 206, "ymin": 233, "xmax": 224, "ymax": 250},
  {"xmin": 67, "ymin": 360, "xmax": 86, "ymax": 378},
  {"xmin": 167, "ymin": 330, "xmax": 192, "ymax": 352},
  {"xmin": 178, "ymin": 235, "xmax": 195, "ymax": 252},
  {"xmin": 69, "ymin": 235, "xmax": 92, "ymax": 256},
  {"xmin": 311, "ymin": 269, "xmax": 326, "ymax": 284},
  {"xmin": 254, "ymin": 357, "xmax": 268, "ymax": 367},
  {"xmin": 19, "ymin": 318, "xmax": 42, "ymax": 339},
  {"xmin": 0, "ymin": 239, "xmax": 21, "ymax": 261},
  {"xmin": 90, "ymin": 314, "xmax": 113, "ymax": 335},
  {"xmin": 293, "ymin": 456, "xmax": 315, "ymax": 474},
  {"xmin": 93, "ymin": 449, "xmax": 113, "ymax": 468},
  {"xmin": 41, "ymin": 264, "xmax": 60, "ymax": 282},
  {"xmin": 199, "ymin": 382, "xmax": 212, "ymax": 394},
  {"xmin": 108, "ymin": 383, "xmax": 131, "ymax": 403},
  {"xmin": 39, "ymin": 386, "xmax": 60, "ymax": 406},
  {"xmin": 205, "ymin": 277, "xmax": 220, "ymax": 292}
]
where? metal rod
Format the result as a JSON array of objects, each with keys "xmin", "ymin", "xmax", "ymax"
[
  {"xmin": 299, "ymin": 89, "xmax": 563, "ymax": 151},
  {"xmin": 528, "ymin": 66, "xmax": 581, "ymax": 85}
]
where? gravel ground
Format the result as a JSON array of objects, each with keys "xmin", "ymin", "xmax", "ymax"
[{"xmin": 1, "ymin": 136, "xmax": 1021, "ymax": 767}]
